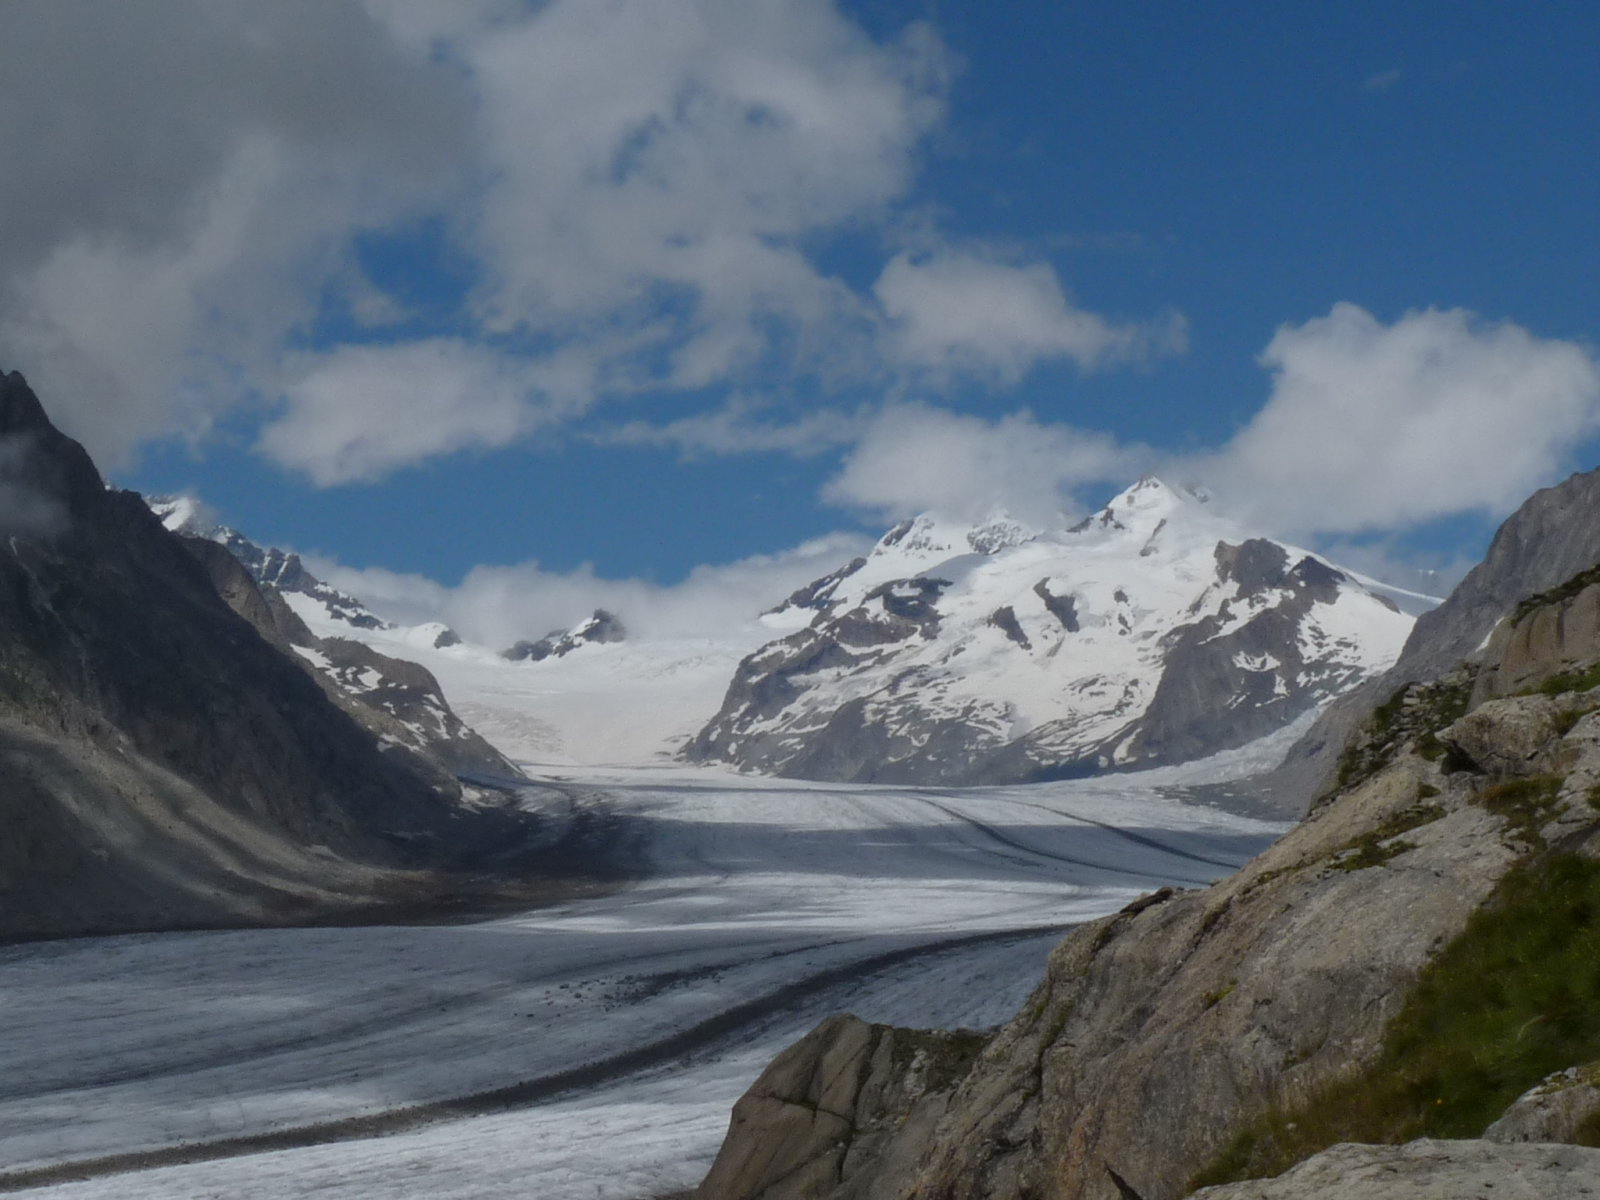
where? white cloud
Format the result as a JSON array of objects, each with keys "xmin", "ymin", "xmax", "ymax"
[
  {"xmin": 0, "ymin": 0, "xmax": 1166, "ymax": 487},
  {"xmin": 1202, "ymin": 303, "xmax": 1600, "ymax": 536},
  {"xmin": 461, "ymin": 1, "xmax": 948, "ymax": 338},
  {"xmin": 823, "ymin": 403, "xmax": 1147, "ymax": 525},
  {"xmin": 818, "ymin": 305, "xmax": 1600, "ymax": 559},
  {"xmin": 310, "ymin": 531, "xmax": 874, "ymax": 646},
  {"xmin": 258, "ymin": 341, "xmax": 559, "ymax": 486},
  {"xmin": 873, "ymin": 251, "xmax": 1186, "ymax": 384},
  {"xmin": 0, "ymin": 0, "xmax": 467, "ymax": 469}
]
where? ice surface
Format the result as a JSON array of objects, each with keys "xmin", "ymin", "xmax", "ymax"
[{"xmin": 3, "ymin": 766, "xmax": 1283, "ymax": 1199}]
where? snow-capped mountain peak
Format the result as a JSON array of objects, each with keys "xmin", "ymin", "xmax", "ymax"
[
  {"xmin": 145, "ymin": 494, "xmax": 392, "ymax": 633},
  {"xmin": 1069, "ymin": 475, "xmax": 1209, "ymax": 541},
  {"xmin": 687, "ymin": 481, "xmax": 1430, "ymax": 785},
  {"xmin": 766, "ymin": 509, "xmax": 1046, "ymax": 628}
]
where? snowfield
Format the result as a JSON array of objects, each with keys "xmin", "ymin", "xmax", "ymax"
[{"xmin": 0, "ymin": 764, "xmax": 1283, "ymax": 1200}]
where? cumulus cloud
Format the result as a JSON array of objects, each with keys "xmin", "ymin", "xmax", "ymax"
[
  {"xmin": 0, "ymin": 0, "xmax": 467, "ymax": 468},
  {"xmin": 874, "ymin": 251, "xmax": 1186, "ymax": 384},
  {"xmin": 461, "ymin": 1, "xmax": 949, "ymax": 344},
  {"xmin": 816, "ymin": 305, "xmax": 1600, "ymax": 569},
  {"xmin": 309, "ymin": 531, "xmax": 874, "ymax": 646},
  {"xmin": 1203, "ymin": 303, "xmax": 1600, "ymax": 537},
  {"xmin": 259, "ymin": 341, "xmax": 566, "ymax": 486},
  {"xmin": 823, "ymin": 403, "xmax": 1148, "ymax": 525},
  {"xmin": 0, "ymin": 0, "xmax": 1165, "ymax": 484}
]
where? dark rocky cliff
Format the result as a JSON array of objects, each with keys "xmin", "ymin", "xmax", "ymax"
[{"xmin": 0, "ymin": 370, "xmax": 544, "ymax": 940}]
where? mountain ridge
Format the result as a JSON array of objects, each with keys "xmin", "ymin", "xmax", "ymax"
[{"xmin": 684, "ymin": 478, "xmax": 1419, "ymax": 788}]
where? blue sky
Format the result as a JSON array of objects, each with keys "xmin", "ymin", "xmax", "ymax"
[{"xmin": 4, "ymin": 1, "xmax": 1599, "ymax": 640}]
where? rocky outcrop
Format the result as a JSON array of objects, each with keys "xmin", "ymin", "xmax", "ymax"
[
  {"xmin": 1190, "ymin": 1140, "xmax": 1600, "ymax": 1199},
  {"xmin": 502, "ymin": 608, "xmax": 627, "ymax": 662},
  {"xmin": 698, "ymin": 1014, "xmax": 989, "ymax": 1200},
  {"xmin": 312, "ymin": 637, "xmax": 517, "ymax": 780},
  {"xmin": 1484, "ymin": 1061, "xmax": 1600, "ymax": 1145},
  {"xmin": 1471, "ymin": 570, "xmax": 1600, "ymax": 704},
  {"xmin": 149, "ymin": 496, "xmax": 391, "ymax": 632},
  {"xmin": 699, "ymin": 574, "xmax": 1600, "ymax": 1199},
  {"xmin": 0, "ymin": 370, "xmax": 547, "ymax": 941},
  {"xmin": 1271, "ymin": 465, "xmax": 1600, "ymax": 806}
]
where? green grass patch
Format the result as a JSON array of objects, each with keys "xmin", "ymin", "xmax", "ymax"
[
  {"xmin": 1554, "ymin": 706, "xmax": 1596, "ymax": 736},
  {"xmin": 1202, "ymin": 980, "xmax": 1237, "ymax": 1010},
  {"xmin": 1477, "ymin": 775, "xmax": 1565, "ymax": 850},
  {"xmin": 1190, "ymin": 854, "xmax": 1600, "ymax": 1189},
  {"xmin": 1512, "ymin": 565, "xmax": 1600, "ymax": 624},
  {"xmin": 1336, "ymin": 677, "xmax": 1474, "ymax": 791},
  {"xmin": 1532, "ymin": 663, "xmax": 1600, "ymax": 699},
  {"xmin": 890, "ymin": 1027, "xmax": 991, "ymax": 1093},
  {"xmin": 1325, "ymin": 804, "xmax": 1445, "ymax": 873}
]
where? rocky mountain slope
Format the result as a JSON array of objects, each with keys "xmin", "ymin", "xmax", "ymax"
[
  {"xmin": 149, "ymin": 497, "xmax": 517, "ymax": 785},
  {"xmin": 684, "ymin": 479, "xmax": 1418, "ymax": 785},
  {"xmin": 0, "ymin": 371, "xmax": 555, "ymax": 941},
  {"xmin": 149, "ymin": 494, "xmax": 391, "ymax": 630},
  {"xmin": 696, "ymin": 542, "xmax": 1600, "ymax": 1198}
]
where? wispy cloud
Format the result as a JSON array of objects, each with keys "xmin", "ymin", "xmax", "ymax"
[
  {"xmin": 597, "ymin": 398, "xmax": 869, "ymax": 459},
  {"xmin": 308, "ymin": 530, "xmax": 875, "ymax": 645},
  {"xmin": 1360, "ymin": 68, "xmax": 1403, "ymax": 93}
]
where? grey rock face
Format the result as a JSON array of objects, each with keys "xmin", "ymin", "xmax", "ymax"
[
  {"xmin": 315, "ymin": 637, "xmax": 519, "ymax": 780},
  {"xmin": 698, "ymin": 1014, "xmax": 988, "ymax": 1200},
  {"xmin": 1440, "ymin": 694, "xmax": 1570, "ymax": 778},
  {"xmin": 1472, "ymin": 576, "xmax": 1600, "ymax": 703},
  {"xmin": 1123, "ymin": 554, "xmax": 1374, "ymax": 768},
  {"xmin": 1485, "ymin": 1063, "xmax": 1600, "ymax": 1145},
  {"xmin": 150, "ymin": 497, "xmax": 391, "ymax": 633},
  {"xmin": 769, "ymin": 557, "xmax": 868, "ymax": 616},
  {"xmin": 1400, "ymin": 467, "xmax": 1600, "ymax": 686},
  {"xmin": 1190, "ymin": 1140, "xmax": 1600, "ymax": 1200},
  {"xmin": 177, "ymin": 535, "xmax": 517, "ymax": 786}
]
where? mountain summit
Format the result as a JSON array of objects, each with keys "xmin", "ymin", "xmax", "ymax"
[{"xmin": 684, "ymin": 479, "xmax": 1420, "ymax": 785}]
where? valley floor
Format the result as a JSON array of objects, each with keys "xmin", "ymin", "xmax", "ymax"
[{"xmin": 0, "ymin": 765, "xmax": 1282, "ymax": 1199}]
